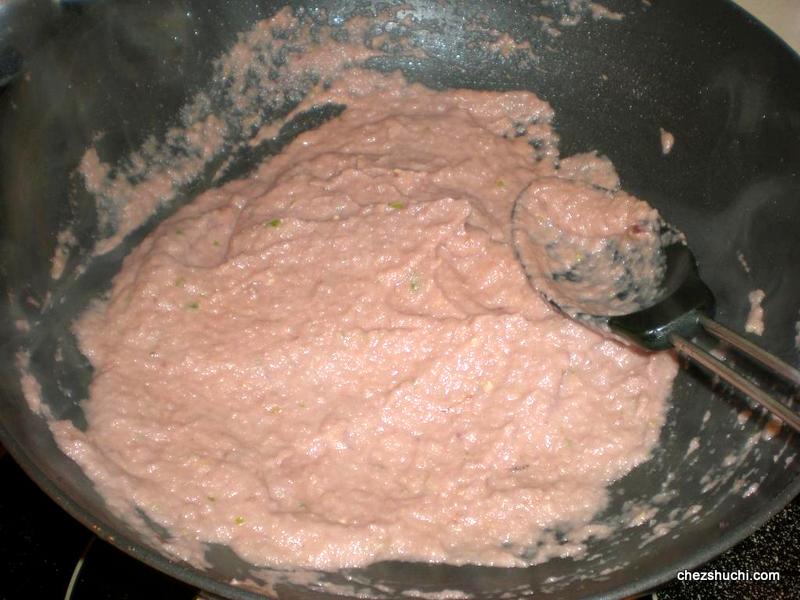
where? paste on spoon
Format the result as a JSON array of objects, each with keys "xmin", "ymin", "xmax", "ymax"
[{"xmin": 512, "ymin": 177, "xmax": 672, "ymax": 318}]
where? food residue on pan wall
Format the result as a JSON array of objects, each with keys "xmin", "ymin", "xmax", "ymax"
[
  {"xmin": 737, "ymin": 250, "xmax": 751, "ymax": 274},
  {"xmin": 746, "ymin": 288, "xmax": 766, "ymax": 336},
  {"xmin": 16, "ymin": 353, "xmax": 51, "ymax": 419},
  {"xmin": 50, "ymin": 228, "xmax": 76, "ymax": 280},
  {"xmin": 589, "ymin": 2, "xmax": 625, "ymax": 21},
  {"xmin": 659, "ymin": 127, "xmax": 675, "ymax": 155}
]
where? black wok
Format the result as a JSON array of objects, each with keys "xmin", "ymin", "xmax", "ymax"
[{"xmin": 1, "ymin": 0, "xmax": 799, "ymax": 598}]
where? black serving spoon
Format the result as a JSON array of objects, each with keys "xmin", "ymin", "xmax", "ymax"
[{"xmin": 512, "ymin": 180, "xmax": 800, "ymax": 431}]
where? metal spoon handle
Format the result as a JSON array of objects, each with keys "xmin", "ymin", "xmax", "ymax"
[
  {"xmin": 698, "ymin": 315, "xmax": 800, "ymax": 386},
  {"xmin": 670, "ymin": 332, "xmax": 800, "ymax": 432}
]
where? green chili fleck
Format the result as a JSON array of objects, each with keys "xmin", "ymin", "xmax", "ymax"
[
  {"xmin": 388, "ymin": 201, "xmax": 406, "ymax": 210},
  {"xmin": 176, "ymin": 228, "xmax": 184, "ymax": 235},
  {"xmin": 410, "ymin": 273, "xmax": 422, "ymax": 293},
  {"xmin": 174, "ymin": 277, "xmax": 185, "ymax": 288},
  {"xmin": 186, "ymin": 301, "xmax": 200, "ymax": 310},
  {"xmin": 265, "ymin": 218, "xmax": 282, "ymax": 228},
  {"xmin": 495, "ymin": 179, "xmax": 506, "ymax": 189},
  {"xmin": 234, "ymin": 516, "xmax": 245, "ymax": 526},
  {"xmin": 212, "ymin": 240, "xmax": 220, "ymax": 247}
]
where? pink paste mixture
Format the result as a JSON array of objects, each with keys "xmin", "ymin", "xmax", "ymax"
[{"xmin": 50, "ymin": 70, "xmax": 677, "ymax": 570}]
